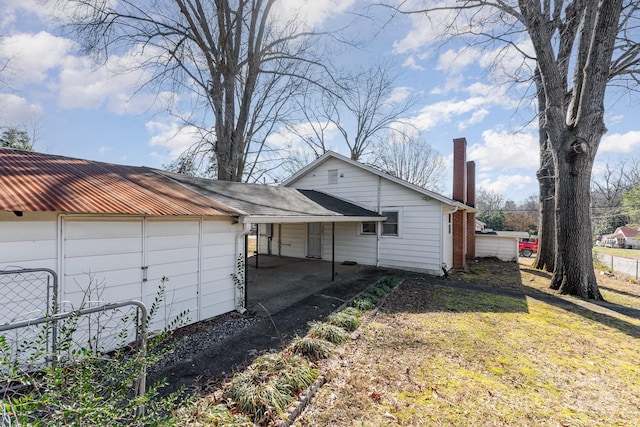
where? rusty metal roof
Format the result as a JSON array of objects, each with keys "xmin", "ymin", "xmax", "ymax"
[{"xmin": 0, "ymin": 148, "xmax": 240, "ymax": 217}]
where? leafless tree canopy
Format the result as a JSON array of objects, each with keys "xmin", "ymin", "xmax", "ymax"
[
  {"xmin": 371, "ymin": 132, "xmax": 445, "ymax": 191},
  {"xmin": 287, "ymin": 63, "xmax": 418, "ymax": 161},
  {"xmin": 58, "ymin": 0, "xmax": 331, "ymax": 182}
]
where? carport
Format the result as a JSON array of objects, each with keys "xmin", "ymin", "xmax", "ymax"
[{"xmin": 156, "ymin": 172, "xmax": 386, "ymax": 309}]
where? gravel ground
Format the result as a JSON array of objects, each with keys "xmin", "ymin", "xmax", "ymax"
[{"xmin": 148, "ymin": 312, "xmax": 259, "ymax": 375}]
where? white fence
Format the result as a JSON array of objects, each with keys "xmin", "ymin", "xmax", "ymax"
[{"xmin": 594, "ymin": 252, "xmax": 640, "ymax": 280}]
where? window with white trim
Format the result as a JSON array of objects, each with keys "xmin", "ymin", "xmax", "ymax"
[
  {"xmin": 381, "ymin": 211, "xmax": 399, "ymax": 236},
  {"xmin": 361, "ymin": 222, "xmax": 377, "ymax": 235}
]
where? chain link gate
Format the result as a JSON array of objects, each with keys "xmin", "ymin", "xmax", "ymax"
[{"xmin": 1, "ymin": 268, "xmax": 149, "ymax": 424}]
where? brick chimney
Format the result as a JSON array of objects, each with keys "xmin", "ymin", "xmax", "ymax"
[
  {"xmin": 452, "ymin": 138, "xmax": 467, "ymax": 204},
  {"xmin": 451, "ymin": 138, "xmax": 477, "ymax": 269},
  {"xmin": 466, "ymin": 161, "xmax": 476, "ymax": 258}
]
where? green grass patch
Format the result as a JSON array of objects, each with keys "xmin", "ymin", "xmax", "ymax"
[
  {"xmin": 227, "ymin": 352, "xmax": 317, "ymax": 422},
  {"xmin": 297, "ymin": 270, "xmax": 640, "ymax": 427},
  {"xmin": 291, "ymin": 336, "xmax": 334, "ymax": 361},
  {"xmin": 308, "ymin": 322, "xmax": 350, "ymax": 344},
  {"xmin": 326, "ymin": 311, "xmax": 361, "ymax": 331}
]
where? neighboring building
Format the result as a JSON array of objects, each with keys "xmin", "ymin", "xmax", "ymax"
[
  {"xmin": 600, "ymin": 226, "xmax": 640, "ymax": 249},
  {"xmin": 475, "ymin": 230, "xmax": 529, "ymax": 261}
]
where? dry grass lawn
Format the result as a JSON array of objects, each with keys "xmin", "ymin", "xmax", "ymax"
[{"xmin": 295, "ymin": 259, "xmax": 640, "ymax": 426}]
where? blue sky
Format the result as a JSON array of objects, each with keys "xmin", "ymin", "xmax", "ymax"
[{"xmin": 1, "ymin": 0, "xmax": 639, "ymax": 203}]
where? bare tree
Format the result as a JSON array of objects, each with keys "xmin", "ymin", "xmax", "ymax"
[
  {"xmin": 396, "ymin": 1, "xmax": 640, "ymax": 299},
  {"xmin": 371, "ymin": 132, "xmax": 445, "ymax": 191},
  {"xmin": 58, "ymin": 0, "xmax": 329, "ymax": 182},
  {"xmin": 289, "ymin": 63, "xmax": 418, "ymax": 161}
]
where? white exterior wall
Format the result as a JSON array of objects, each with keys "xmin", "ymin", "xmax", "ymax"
[
  {"xmin": 1, "ymin": 213, "xmax": 239, "ymax": 334},
  {"xmin": 287, "ymin": 158, "xmax": 450, "ymax": 275},
  {"xmin": 0, "ymin": 211, "xmax": 58, "ymax": 271},
  {"xmin": 475, "ymin": 235, "xmax": 518, "ymax": 261}
]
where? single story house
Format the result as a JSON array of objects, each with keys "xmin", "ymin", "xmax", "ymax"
[
  {"xmin": 0, "ymin": 148, "xmax": 384, "ymax": 334},
  {"xmin": 1, "ymin": 137, "xmax": 477, "ymax": 341},
  {"xmin": 269, "ymin": 137, "xmax": 477, "ymax": 275}
]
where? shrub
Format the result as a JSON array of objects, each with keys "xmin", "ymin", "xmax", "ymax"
[
  {"xmin": 227, "ymin": 352, "xmax": 318, "ymax": 421},
  {"xmin": 327, "ymin": 312, "xmax": 361, "ymax": 332},
  {"xmin": 351, "ymin": 297, "xmax": 375, "ymax": 311},
  {"xmin": 340, "ymin": 306, "xmax": 363, "ymax": 318},
  {"xmin": 308, "ymin": 322, "xmax": 350, "ymax": 344},
  {"xmin": 1, "ymin": 279, "xmax": 188, "ymax": 426},
  {"xmin": 291, "ymin": 336, "xmax": 334, "ymax": 361}
]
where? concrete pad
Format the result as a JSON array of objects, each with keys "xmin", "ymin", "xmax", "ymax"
[{"xmin": 246, "ymin": 255, "xmax": 378, "ymax": 316}]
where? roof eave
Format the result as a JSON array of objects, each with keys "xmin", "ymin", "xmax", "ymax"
[{"xmin": 238, "ymin": 215, "xmax": 386, "ymax": 224}]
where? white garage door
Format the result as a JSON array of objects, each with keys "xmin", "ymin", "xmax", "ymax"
[{"xmin": 63, "ymin": 217, "xmax": 206, "ymax": 331}]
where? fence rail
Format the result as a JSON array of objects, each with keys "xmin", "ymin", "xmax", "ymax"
[
  {"xmin": 1, "ymin": 268, "xmax": 150, "ymax": 423},
  {"xmin": 594, "ymin": 252, "xmax": 640, "ymax": 280}
]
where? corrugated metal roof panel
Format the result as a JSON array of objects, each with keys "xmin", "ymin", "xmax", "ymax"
[{"xmin": 0, "ymin": 148, "xmax": 240, "ymax": 217}]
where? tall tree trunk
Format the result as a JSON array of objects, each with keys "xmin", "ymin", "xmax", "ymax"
[
  {"xmin": 550, "ymin": 131, "xmax": 602, "ymax": 300},
  {"xmin": 535, "ymin": 139, "xmax": 556, "ymax": 272},
  {"xmin": 534, "ymin": 71, "xmax": 556, "ymax": 272}
]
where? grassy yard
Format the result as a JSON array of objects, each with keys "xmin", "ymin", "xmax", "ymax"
[
  {"xmin": 295, "ymin": 259, "xmax": 640, "ymax": 426},
  {"xmin": 594, "ymin": 245, "xmax": 640, "ymax": 261}
]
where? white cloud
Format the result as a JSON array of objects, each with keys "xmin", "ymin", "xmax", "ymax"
[
  {"xmin": 407, "ymin": 97, "xmax": 490, "ymax": 131},
  {"xmin": 402, "ymin": 56, "xmax": 424, "ymax": 70},
  {"xmin": 146, "ymin": 119, "xmax": 206, "ymax": 159},
  {"xmin": 385, "ymin": 86, "xmax": 411, "ymax": 105},
  {"xmin": 599, "ymin": 131, "xmax": 640, "ymax": 153},
  {"xmin": 458, "ymin": 108, "xmax": 489, "ymax": 129},
  {"xmin": 0, "ymin": 93, "xmax": 43, "ymax": 123},
  {"xmin": 0, "ymin": 32, "xmax": 74, "ymax": 86},
  {"xmin": 266, "ymin": 122, "xmax": 339, "ymax": 149},
  {"xmin": 57, "ymin": 45, "xmax": 173, "ymax": 114},
  {"xmin": 272, "ymin": 0, "xmax": 357, "ymax": 29},
  {"xmin": 468, "ymin": 129, "xmax": 538, "ymax": 171},
  {"xmin": 477, "ymin": 173, "xmax": 535, "ymax": 196},
  {"xmin": 436, "ymin": 48, "xmax": 481, "ymax": 72}
]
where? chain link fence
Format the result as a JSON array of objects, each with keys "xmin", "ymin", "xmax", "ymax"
[
  {"xmin": 594, "ymin": 251, "xmax": 640, "ymax": 280},
  {"xmin": 1, "ymin": 268, "xmax": 149, "ymax": 425}
]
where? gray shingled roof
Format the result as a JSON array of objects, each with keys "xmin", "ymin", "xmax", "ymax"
[{"xmin": 159, "ymin": 170, "xmax": 384, "ymax": 222}]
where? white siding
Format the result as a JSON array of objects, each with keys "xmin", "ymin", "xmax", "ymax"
[
  {"xmin": 62, "ymin": 218, "xmax": 144, "ymax": 310},
  {"xmin": 279, "ymin": 223, "xmax": 306, "ymax": 258},
  {"xmin": 0, "ymin": 211, "xmax": 58, "ymax": 271},
  {"xmin": 145, "ymin": 219, "xmax": 200, "ymax": 330},
  {"xmin": 201, "ymin": 219, "xmax": 238, "ymax": 319},
  {"xmin": 289, "ymin": 157, "xmax": 447, "ymax": 275},
  {"xmin": 61, "ymin": 216, "xmax": 239, "ymax": 334},
  {"xmin": 476, "ymin": 235, "xmax": 518, "ymax": 261}
]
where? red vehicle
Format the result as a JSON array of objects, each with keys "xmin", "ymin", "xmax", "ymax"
[{"xmin": 519, "ymin": 237, "xmax": 539, "ymax": 257}]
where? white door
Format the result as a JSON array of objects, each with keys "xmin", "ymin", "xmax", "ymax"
[{"xmin": 307, "ymin": 223, "xmax": 322, "ymax": 258}]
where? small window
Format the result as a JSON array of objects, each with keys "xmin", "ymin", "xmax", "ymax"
[
  {"xmin": 448, "ymin": 213, "xmax": 452, "ymax": 234},
  {"xmin": 328, "ymin": 169, "xmax": 338, "ymax": 184},
  {"xmin": 381, "ymin": 211, "xmax": 399, "ymax": 236},
  {"xmin": 361, "ymin": 222, "xmax": 377, "ymax": 235}
]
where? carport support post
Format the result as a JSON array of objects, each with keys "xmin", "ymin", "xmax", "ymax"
[
  {"xmin": 332, "ymin": 222, "xmax": 335, "ymax": 281},
  {"xmin": 244, "ymin": 234, "xmax": 248, "ymax": 310},
  {"xmin": 255, "ymin": 224, "xmax": 259, "ymax": 269}
]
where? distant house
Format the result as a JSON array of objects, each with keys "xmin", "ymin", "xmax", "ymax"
[
  {"xmin": 266, "ymin": 138, "xmax": 478, "ymax": 275},
  {"xmin": 600, "ymin": 226, "xmax": 640, "ymax": 249}
]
